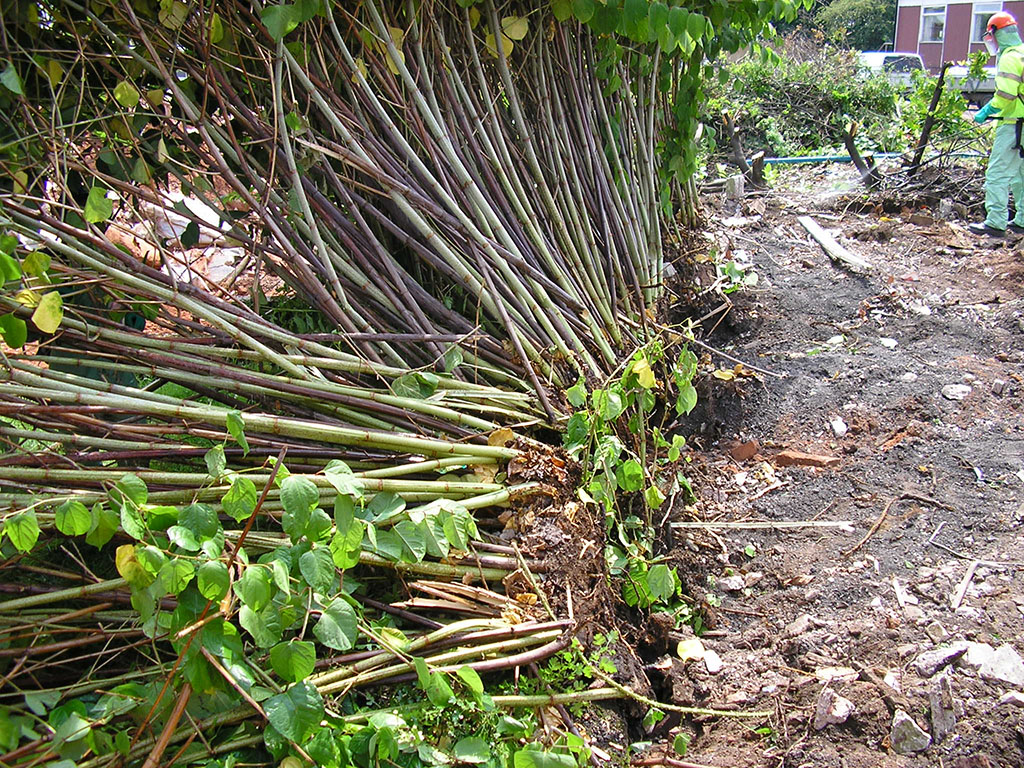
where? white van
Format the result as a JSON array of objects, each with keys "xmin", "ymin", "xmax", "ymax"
[{"xmin": 856, "ymin": 52, "xmax": 926, "ymax": 88}]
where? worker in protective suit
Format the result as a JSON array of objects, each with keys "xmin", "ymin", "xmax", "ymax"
[{"xmin": 970, "ymin": 11, "xmax": 1024, "ymax": 236}]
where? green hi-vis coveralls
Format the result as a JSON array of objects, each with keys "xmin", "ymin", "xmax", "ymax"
[{"xmin": 985, "ymin": 44, "xmax": 1024, "ymax": 230}]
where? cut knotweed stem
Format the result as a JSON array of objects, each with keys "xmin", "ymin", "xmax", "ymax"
[
  {"xmin": 318, "ymin": 630, "xmax": 565, "ymax": 694},
  {"xmin": 356, "ymin": 553, "xmax": 509, "ymax": 582},
  {"xmin": 1, "ymin": 386, "xmax": 518, "ymax": 459},
  {"xmin": 0, "ymin": 468, "xmax": 503, "ymax": 495},
  {"xmin": 491, "ymin": 687, "xmax": 624, "ymax": 708},
  {"xmin": 589, "ymin": 666, "xmax": 771, "ymax": 718},
  {"xmin": 311, "ymin": 617, "xmax": 506, "ymax": 688},
  {"xmin": 356, "ymin": 456, "xmax": 498, "ymax": 479},
  {"xmin": 367, "ymin": 633, "xmax": 571, "ymax": 687},
  {"xmin": 0, "ymin": 579, "xmax": 130, "ymax": 613}
]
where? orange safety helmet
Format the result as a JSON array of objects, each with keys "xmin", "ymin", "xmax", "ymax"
[{"xmin": 988, "ymin": 11, "xmax": 1018, "ymax": 33}]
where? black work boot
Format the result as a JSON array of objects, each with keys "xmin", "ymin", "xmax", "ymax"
[{"xmin": 968, "ymin": 222, "xmax": 1006, "ymax": 237}]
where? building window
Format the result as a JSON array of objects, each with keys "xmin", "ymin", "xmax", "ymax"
[
  {"xmin": 921, "ymin": 6, "xmax": 946, "ymax": 42},
  {"xmin": 973, "ymin": 2, "xmax": 1003, "ymax": 42}
]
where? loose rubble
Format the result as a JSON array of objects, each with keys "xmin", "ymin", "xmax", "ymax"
[{"xmin": 890, "ymin": 710, "xmax": 932, "ymax": 754}]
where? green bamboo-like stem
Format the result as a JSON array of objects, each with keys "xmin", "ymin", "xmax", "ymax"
[
  {"xmin": 363, "ymin": 0, "xmax": 595, "ymax": 376},
  {"xmin": 0, "ymin": 467, "xmax": 504, "ymax": 494},
  {"xmin": 491, "ymin": 687, "xmax": 623, "ymax": 708},
  {"xmin": 310, "ymin": 617, "xmax": 504, "ymax": 688},
  {"xmin": 0, "ymin": 579, "xmax": 130, "ymax": 613},
  {"xmin": 317, "ymin": 630, "xmax": 563, "ymax": 694},
  {"xmin": 1, "ymin": 385, "xmax": 518, "ymax": 459}
]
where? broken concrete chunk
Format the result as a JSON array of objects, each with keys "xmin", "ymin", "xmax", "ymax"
[
  {"xmin": 914, "ymin": 645, "xmax": 967, "ymax": 678},
  {"xmin": 929, "ymin": 675, "xmax": 956, "ymax": 744},
  {"xmin": 784, "ymin": 614, "xmax": 815, "ymax": 637},
  {"xmin": 813, "ymin": 688, "xmax": 856, "ymax": 730},
  {"xmin": 925, "ymin": 622, "xmax": 949, "ymax": 644},
  {"xmin": 890, "ymin": 709, "xmax": 932, "ymax": 754},
  {"xmin": 979, "ymin": 644, "xmax": 1024, "ymax": 687},
  {"xmin": 725, "ymin": 174, "xmax": 745, "ymax": 200},
  {"xmin": 718, "ymin": 575, "xmax": 745, "ymax": 592},
  {"xmin": 815, "ymin": 666, "xmax": 858, "ymax": 684},
  {"xmin": 998, "ymin": 691, "xmax": 1024, "ymax": 707},
  {"xmin": 954, "ymin": 641, "xmax": 995, "ymax": 669}
]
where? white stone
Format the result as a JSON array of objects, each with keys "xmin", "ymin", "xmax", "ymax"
[
  {"xmin": 883, "ymin": 670, "xmax": 902, "ymax": 692},
  {"xmin": 719, "ymin": 575, "xmax": 745, "ymax": 592},
  {"xmin": 725, "ymin": 174, "xmax": 745, "ymax": 200},
  {"xmin": 941, "ymin": 384, "xmax": 972, "ymax": 401},
  {"xmin": 784, "ymin": 614, "xmax": 815, "ymax": 637},
  {"xmin": 814, "ymin": 666, "xmax": 858, "ymax": 683},
  {"xmin": 979, "ymin": 644, "xmax": 1024, "ymax": 687},
  {"xmin": 813, "ymin": 688, "xmax": 856, "ymax": 730},
  {"xmin": 999, "ymin": 691, "xmax": 1024, "ymax": 707},
  {"xmin": 914, "ymin": 645, "xmax": 967, "ymax": 678},
  {"xmin": 925, "ymin": 622, "xmax": 949, "ymax": 644},
  {"xmin": 890, "ymin": 710, "xmax": 931, "ymax": 754},
  {"xmin": 703, "ymin": 649, "xmax": 723, "ymax": 674},
  {"xmin": 829, "ymin": 416, "xmax": 848, "ymax": 437},
  {"xmin": 902, "ymin": 372, "xmax": 919, "ymax": 383},
  {"xmin": 879, "ymin": 337, "xmax": 898, "ymax": 348},
  {"xmin": 955, "ymin": 641, "xmax": 996, "ymax": 669}
]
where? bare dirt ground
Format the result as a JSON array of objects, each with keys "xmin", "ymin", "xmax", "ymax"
[{"xmin": 648, "ymin": 163, "xmax": 1024, "ymax": 767}]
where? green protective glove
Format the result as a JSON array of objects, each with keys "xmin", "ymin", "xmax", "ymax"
[{"xmin": 975, "ymin": 102, "xmax": 999, "ymax": 123}]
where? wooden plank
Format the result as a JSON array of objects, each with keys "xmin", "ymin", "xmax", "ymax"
[{"xmin": 797, "ymin": 215, "xmax": 873, "ymax": 272}]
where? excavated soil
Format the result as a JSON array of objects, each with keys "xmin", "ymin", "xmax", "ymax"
[{"xmin": 631, "ymin": 162, "xmax": 1024, "ymax": 768}]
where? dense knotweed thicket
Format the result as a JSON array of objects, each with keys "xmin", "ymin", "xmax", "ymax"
[{"xmin": 704, "ymin": 45, "xmax": 902, "ymax": 157}]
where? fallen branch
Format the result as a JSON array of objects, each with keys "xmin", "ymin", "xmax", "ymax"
[
  {"xmin": 844, "ymin": 493, "xmax": 952, "ymax": 556},
  {"xmin": 671, "ymin": 520, "xmax": 853, "ymax": 531},
  {"xmin": 797, "ymin": 216, "xmax": 873, "ymax": 273},
  {"xmin": 588, "ymin": 666, "xmax": 771, "ymax": 719},
  {"xmin": 633, "ymin": 757, "xmax": 732, "ymax": 768},
  {"xmin": 950, "ymin": 559, "xmax": 980, "ymax": 610}
]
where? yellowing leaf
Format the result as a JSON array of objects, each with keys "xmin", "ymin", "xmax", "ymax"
[
  {"xmin": 485, "ymin": 32, "xmax": 514, "ymax": 58},
  {"xmin": 15, "ymin": 289, "xmax": 40, "ymax": 307},
  {"xmin": 352, "ymin": 57, "xmax": 368, "ymax": 83},
  {"xmin": 209, "ymin": 12, "xmax": 224, "ymax": 44},
  {"xmin": 501, "ymin": 15, "xmax": 529, "ymax": 40},
  {"xmin": 468, "ymin": 8, "xmax": 481, "ymax": 28},
  {"xmin": 712, "ymin": 368, "xmax": 736, "ymax": 381},
  {"xmin": 115, "ymin": 544, "xmax": 138, "ymax": 579},
  {"xmin": 31, "ymin": 291, "xmax": 63, "ymax": 333},
  {"xmin": 158, "ymin": 0, "xmax": 189, "ymax": 30},
  {"xmin": 389, "ymin": 26, "xmax": 405, "ymax": 48},
  {"xmin": 472, "ymin": 464, "xmax": 498, "ymax": 483},
  {"xmin": 632, "ymin": 356, "xmax": 656, "ymax": 388},
  {"xmin": 385, "ymin": 48, "xmax": 405, "ymax": 76},
  {"xmin": 46, "ymin": 59, "xmax": 64, "ymax": 87},
  {"xmin": 145, "ymin": 88, "xmax": 164, "ymax": 108},
  {"xmin": 677, "ymin": 637, "xmax": 706, "ymax": 662},
  {"xmin": 488, "ymin": 427, "xmax": 515, "ymax": 447},
  {"xmin": 113, "ymin": 80, "xmax": 140, "ymax": 108},
  {"xmin": 12, "ymin": 171, "xmax": 28, "ymax": 195}
]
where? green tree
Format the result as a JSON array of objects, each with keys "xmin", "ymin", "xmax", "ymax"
[{"xmin": 816, "ymin": 0, "xmax": 898, "ymax": 50}]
